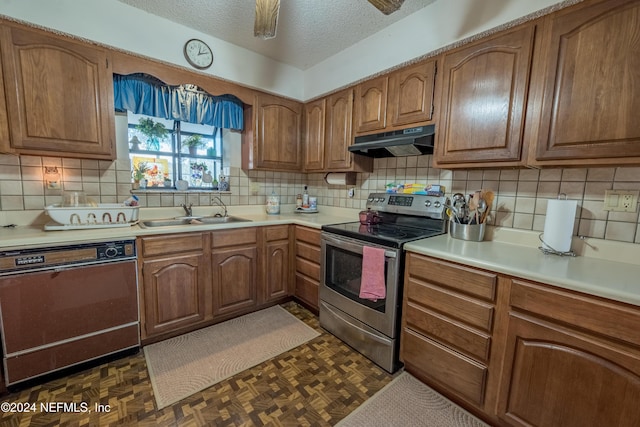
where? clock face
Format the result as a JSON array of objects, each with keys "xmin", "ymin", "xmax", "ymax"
[{"xmin": 184, "ymin": 39, "xmax": 213, "ymax": 69}]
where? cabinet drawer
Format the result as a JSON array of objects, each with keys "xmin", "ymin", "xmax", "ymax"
[
  {"xmin": 510, "ymin": 279, "xmax": 640, "ymax": 347},
  {"xmin": 404, "ymin": 301, "xmax": 491, "ymax": 363},
  {"xmin": 296, "ymin": 257, "xmax": 320, "ymax": 281},
  {"xmin": 295, "ymin": 226, "xmax": 321, "ymax": 246},
  {"xmin": 264, "ymin": 225, "xmax": 289, "ymax": 241},
  {"xmin": 295, "ymin": 273, "xmax": 319, "ymax": 309},
  {"xmin": 141, "ymin": 233, "xmax": 204, "ymax": 257},
  {"xmin": 406, "ymin": 278, "xmax": 494, "ymax": 332},
  {"xmin": 402, "ymin": 328, "xmax": 487, "ymax": 406},
  {"xmin": 407, "ymin": 253, "xmax": 497, "ymax": 301},
  {"xmin": 295, "ymin": 241, "xmax": 321, "ymax": 264},
  {"xmin": 212, "ymin": 227, "xmax": 257, "ymax": 248}
]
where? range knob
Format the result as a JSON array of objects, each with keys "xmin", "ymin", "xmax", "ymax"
[
  {"xmin": 104, "ymin": 247, "xmax": 118, "ymax": 258},
  {"xmin": 434, "ymin": 201, "xmax": 442, "ymax": 208},
  {"xmin": 368, "ymin": 197, "xmax": 375, "ymax": 202},
  {"xmin": 424, "ymin": 200, "xmax": 432, "ymax": 207}
]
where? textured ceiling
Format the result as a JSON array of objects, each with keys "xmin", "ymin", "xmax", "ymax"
[{"xmin": 116, "ymin": 0, "xmax": 437, "ymax": 70}]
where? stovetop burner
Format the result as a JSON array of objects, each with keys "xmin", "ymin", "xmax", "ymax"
[
  {"xmin": 322, "ymin": 221, "xmax": 443, "ymax": 248},
  {"xmin": 321, "ymin": 192, "xmax": 448, "ymax": 248}
]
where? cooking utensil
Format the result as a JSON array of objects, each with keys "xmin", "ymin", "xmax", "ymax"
[
  {"xmin": 476, "ymin": 199, "xmax": 487, "ymax": 224},
  {"xmin": 480, "ymin": 190, "xmax": 495, "ymax": 223}
]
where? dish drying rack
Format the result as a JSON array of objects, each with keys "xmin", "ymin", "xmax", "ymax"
[{"xmin": 44, "ymin": 204, "xmax": 139, "ymax": 230}]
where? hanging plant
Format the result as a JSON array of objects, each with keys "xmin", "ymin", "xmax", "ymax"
[{"xmin": 136, "ymin": 118, "xmax": 169, "ymax": 151}]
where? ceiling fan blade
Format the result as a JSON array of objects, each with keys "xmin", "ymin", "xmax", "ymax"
[
  {"xmin": 367, "ymin": 0, "xmax": 405, "ymax": 15},
  {"xmin": 254, "ymin": 0, "xmax": 280, "ymax": 39}
]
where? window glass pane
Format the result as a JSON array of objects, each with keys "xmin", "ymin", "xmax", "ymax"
[{"xmin": 127, "ymin": 112, "xmax": 224, "ymax": 190}]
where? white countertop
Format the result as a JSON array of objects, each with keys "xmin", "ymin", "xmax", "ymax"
[
  {"xmin": 0, "ymin": 206, "xmax": 357, "ymax": 250},
  {"xmin": 2, "ymin": 208, "xmax": 638, "ymax": 308},
  {"xmin": 404, "ymin": 227, "xmax": 640, "ymax": 307}
]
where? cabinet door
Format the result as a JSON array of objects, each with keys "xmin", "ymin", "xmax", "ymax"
[
  {"xmin": 325, "ymin": 88, "xmax": 356, "ymax": 170},
  {"xmin": 303, "ymin": 98, "xmax": 325, "ymax": 171},
  {"xmin": 141, "ymin": 254, "xmax": 206, "ymax": 338},
  {"xmin": 251, "ymin": 93, "xmax": 302, "ymax": 170},
  {"xmin": 388, "ymin": 59, "xmax": 436, "ymax": 127},
  {"xmin": 531, "ymin": 0, "xmax": 640, "ymax": 165},
  {"xmin": 264, "ymin": 239, "xmax": 290, "ymax": 302},
  {"xmin": 434, "ymin": 24, "xmax": 535, "ymax": 167},
  {"xmin": 0, "ymin": 25, "xmax": 115, "ymax": 159},
  {"xmin": 0, "ymin": 37, "xmax": 10, "ymax": 154},
  {"xmin": 354, "ymin": 76, "xmax": 388, "ymax": 134},
  {"xmin": 498, "ymin": 313, "xmax": 640, "ymax": 427},
  {"xmin": 212, "ymin": 246, "xmax": 258, "ymax": 316}
]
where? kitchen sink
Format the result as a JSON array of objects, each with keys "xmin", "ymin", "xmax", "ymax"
[{"xmin": 139, "ymin": 216, "xmax": 252, "ymax": 228}]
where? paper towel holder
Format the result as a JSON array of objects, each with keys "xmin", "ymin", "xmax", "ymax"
[
  {"xmin": 538, "ymin": 193, "xmax": 577, "ymax": 257},
  {"xmin": 324, "ymin": 172, "xmax": 356, "ymax": 186}
]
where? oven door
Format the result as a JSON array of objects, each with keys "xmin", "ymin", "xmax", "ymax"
[{"xmin": 320, "ymin": 232, "xmax": 401, "ymax": 337}]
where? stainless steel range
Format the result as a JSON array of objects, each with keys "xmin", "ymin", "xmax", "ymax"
[{"xmin": 320, "ymin": 192, "xmax": 448, "ymax": 373}]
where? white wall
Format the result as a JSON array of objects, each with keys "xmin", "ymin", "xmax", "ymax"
[
  {"xmin": 1, "ymin": 0, "xmax": 573, "ymax": 101},
  {"xmin": 0, "ymin": 0, "xmax": 305, "ymax": 99}
]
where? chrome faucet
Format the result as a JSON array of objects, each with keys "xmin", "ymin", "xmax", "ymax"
[
  {"xmin": 211, "ymin": 196, "xmax": 227, "ymax": 217},
  {"xmin": 181, "ymin": 203, "xmax": 193, "ymax": 217}
]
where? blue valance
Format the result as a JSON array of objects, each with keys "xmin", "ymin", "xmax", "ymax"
[{"xmin": 113, "ymin": 73, "xmax": 244, "ymax": 131}]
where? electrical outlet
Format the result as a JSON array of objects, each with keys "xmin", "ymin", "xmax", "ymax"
[{"xmin": 603, "ymin": 190, "xmax": 639, "ymax": 212}]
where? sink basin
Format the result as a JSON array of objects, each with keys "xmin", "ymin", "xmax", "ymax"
[{"xmin": 139, "ymin": 216, "xmax": 252, "ymax": 228}]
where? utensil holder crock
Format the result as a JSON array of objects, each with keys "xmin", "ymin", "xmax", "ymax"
[{"xmin": 449, "ymin": 221, "xmax": 485, "ymax": 242}]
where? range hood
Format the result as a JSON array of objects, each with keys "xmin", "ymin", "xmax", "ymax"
[{"xmin": 348, "ymin": 125, "xmax": 435, "ymax": 158}]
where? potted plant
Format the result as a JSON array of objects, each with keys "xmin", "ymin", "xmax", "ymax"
[
  {"xmin": 132, "ymin": 161, "xmax": 149, "ymax": 189},
  {"xmin": 183, "ymin": 134, "xmax": 204, "ymax": 155},
  {"xmin": 136, "ymin": 118, "xmax": 168, "ymax": 151}
]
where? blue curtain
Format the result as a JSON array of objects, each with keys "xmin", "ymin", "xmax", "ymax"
[{"xmin": 113, "ymin": 73, "xmax": 244, "ymax": 131}]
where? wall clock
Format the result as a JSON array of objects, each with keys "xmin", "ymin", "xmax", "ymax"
[{"xmin": 183, "ymin": 39, "xmax": 213, "ymax": 70}]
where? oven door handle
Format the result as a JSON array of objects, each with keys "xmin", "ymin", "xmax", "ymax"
[{"xmin": 322, "ymin": 234, "xmax": 397, "ymax": 258}]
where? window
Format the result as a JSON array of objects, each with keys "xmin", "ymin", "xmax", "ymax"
[{"xmin": 127, "ymin": 112, "xmax": 224, "ymax": 190}]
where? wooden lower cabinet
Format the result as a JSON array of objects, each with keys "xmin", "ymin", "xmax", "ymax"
[
  {"xmin": 262, "ymin": 225, "xmax": 292, "ymax": 304},
  {"xmin": 401, "ymin": 253, "xmax": 499, "ymax": 416},
  {"xmin": 211, "ymin": 228, "xmax": 259, "ymax": 317},
  {"xmin": 293, "ymin": 226, "xmax": 321, "ymax": 312},
  {"xmin": 139, "ymin": 226, "xmax": 295, "ymax": 343},
  {"xmin": 139, "ymin": 233, "xmax": 208, "ymax": 340},
  {"xmin": 402, "ymin": 252, "xmax": 640, "ymax": 426},
  {"xmin": 497, "ymin": 279, "xmax": 640, "ymax": 427}
]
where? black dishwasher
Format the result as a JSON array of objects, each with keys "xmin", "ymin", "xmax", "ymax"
[{"xmin": 0, "ymin": 240, "xmax": 139, "ymax": 386}]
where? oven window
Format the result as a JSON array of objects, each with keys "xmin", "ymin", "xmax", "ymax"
[{"xmin": 324, "ymin": 245, "xmax": 387, "ymax": 313}]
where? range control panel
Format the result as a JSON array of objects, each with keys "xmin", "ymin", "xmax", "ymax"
[{"xmin": 366, "ymin": 193, "xmax": 448, "ymax": 219}]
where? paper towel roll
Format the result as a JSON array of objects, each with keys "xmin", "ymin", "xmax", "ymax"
[
  {"xmin": 324, "ymin": 172, "xmax": 356, "ymax": 185},
  {"xmin": 542, "ymin": 199, "xmax": 577, "ymax": 252}
]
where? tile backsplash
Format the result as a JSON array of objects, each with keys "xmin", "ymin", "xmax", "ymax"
[{"xmin": 1, "ymin": 154, "xmax": 639, "ymax": 244}]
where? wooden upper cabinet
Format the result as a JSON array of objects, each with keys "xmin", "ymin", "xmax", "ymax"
[
  {"xmin": 529, "ymin": 0, "xmax": 640, "ymax": 166},
  {"xmin": 354, "ymin": 76, "xmax": 388, "ymax": 134},
  {"xmin": 0, "ymin": 24, "xmax": 116, "ymax": 159},
  {"xmin": 0, "ymin": 39, "xmax": 10, "ymax": 154},
  {"xmin": 325, "ymin": 88, "xmax": 371, "ymax": 171},
  {"xmin": 434, "ymin": 23, "xmax": 536, "ymax": 168},
  {"xmin": 303, "ymin": 88, "xmax": 372, "ymax": 172},
  {"xmin": 388, "ymin": 59, "xmax": 436, "ymax": 127},
  {"xmin": 242, "ymin": 92, "xmax": 302, "ymax": 171},
  {"xmin": 303, "ymin": 98, "xmax": 325, "ymax": 171}
]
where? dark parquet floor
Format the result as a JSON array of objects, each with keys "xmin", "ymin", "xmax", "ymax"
[{"xmin": 0, "ymin": 302, "xmax": 395, "ymax": 427}]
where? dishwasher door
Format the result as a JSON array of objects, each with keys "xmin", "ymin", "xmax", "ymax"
[{"xmin": 0, "ymin": 260, "xmax": 139, "ymax": 385}]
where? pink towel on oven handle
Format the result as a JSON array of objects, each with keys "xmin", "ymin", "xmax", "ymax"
[{"xmin": 359, "ymin": 246, "xmax": 386, "ymax": 301}]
